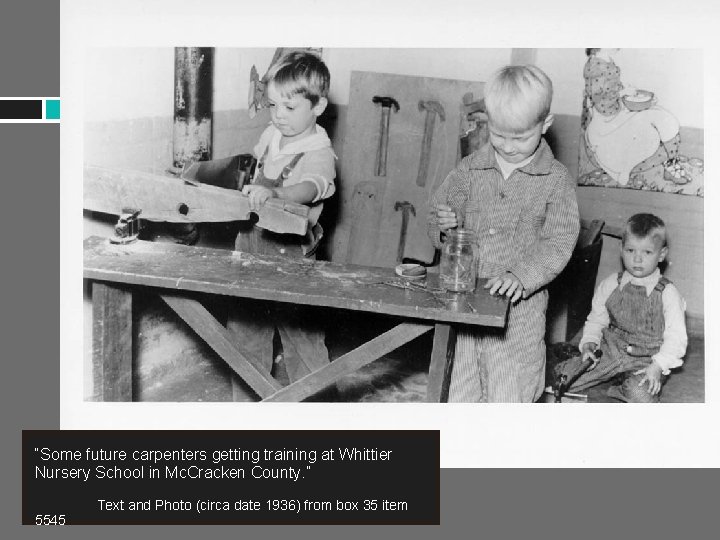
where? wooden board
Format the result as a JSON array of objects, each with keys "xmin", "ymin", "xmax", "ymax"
[
  {"xmin": 83, "ymin": 164, "xmax": 309, "ymax": 235},
  {"xmin": 160, "ymin": 294, "xmax": 282, "ymax": 398},
  {"xmin": 91, "ymin": 282, "xmax": 132, "ymax": 401},
  {"xmin": 334, "ymin": 71, "xmax": 485, "ymax": 267},
  {"xmin": 263, "ymin": 322, "xmax": 433, "ymax": 402},
  {"xmin": 84, "ymin": 236, "xmax": 508, "ymax": 328}
]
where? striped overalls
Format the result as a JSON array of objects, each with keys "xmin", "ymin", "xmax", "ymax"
[
  {"xmin": 560, "ymin": 272, "xmax": 670, "ymax": 402},
  {"xmin": 429, "ymin": 140, "xmax": 580, "ymax": 402}
]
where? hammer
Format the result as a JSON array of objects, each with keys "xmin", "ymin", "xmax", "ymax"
[
  {"xmin": 417, "ymin": 100, "xmax": 446, "ymax": 187},
  {"xmin": 553, "ymin": 350, "xmax": 603, "ymax": 402},
  {"xmin": 372, "ymin": 96, "xmax": 400, "ymax": 177},
  {"xmin": 394, "ymin": 201, "xmax": 416, "ymax": 263}
]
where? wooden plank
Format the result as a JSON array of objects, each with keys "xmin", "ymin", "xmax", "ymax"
[
  {"xmin": 334, "ymin": 71, "xmax": 486, "ymax": 267},
  {"xmin": 83, "ymin": 164, "xmax": 309, "ymax": 235},
  {"xmin": 92, "ymin": 282, "xmax": 133, "ymax": 401},
  {"xmin": 426, "ymin": 323, "xmax": 456, "ymax": 402},
  {"xmin": 84, "ymin": 236, "xmax": 509, "ymax": 328},
  {"xmin": 160, "ymin": 293, "xmax": 282, "ymax": 398},
  {"xmin": 262, "ymin": 322, "xmax": 433, "ymax": 402}
]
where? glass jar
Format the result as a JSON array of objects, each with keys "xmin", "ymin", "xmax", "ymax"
[{"xmin": 439, "ymin": 228, "xmax": 477, "ymax": 293}]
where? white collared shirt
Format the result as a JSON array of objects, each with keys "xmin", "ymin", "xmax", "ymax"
[
  {"xmin": 253, "ymin": 124, "xmax": 337, "ymax": 203},
  {"xmin": 579, "ymin": 269, "xmax": 688, "ymax": 373},
  {"xmin": 494, "ymin": 150, "xmax": 535, "ymax": 180}
]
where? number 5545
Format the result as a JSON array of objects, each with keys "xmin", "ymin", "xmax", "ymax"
[{"xmin": 35, "ymin": 514, "xmax": 66, "ymax": 526}]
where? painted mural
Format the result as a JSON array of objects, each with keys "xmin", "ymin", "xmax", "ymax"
[{"xmin": 578, "ymin": 49, "xmax": 703, "ymax": 197}]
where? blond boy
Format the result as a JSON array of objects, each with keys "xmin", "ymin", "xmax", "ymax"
[
  {"xmin": 428, "ymin": 65, "xmax": 579, "ymax": 402},
  {"xmin": 554, "ymin": 213, "xmax": 687, "ymax": 402}
]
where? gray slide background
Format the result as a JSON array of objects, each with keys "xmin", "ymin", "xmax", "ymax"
[{"xmin": 1, "ymin": 1, "xmax": 716, "ymax": 538}]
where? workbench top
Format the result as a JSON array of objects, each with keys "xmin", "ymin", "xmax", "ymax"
[{"xmin": 84, "ymin": 236, "xmax": 508, "ymax": 327}]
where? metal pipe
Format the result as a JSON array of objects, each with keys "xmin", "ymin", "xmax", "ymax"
[{"xmin": 173, "ymin": 47, "xmax": 213, "ymax": 168}]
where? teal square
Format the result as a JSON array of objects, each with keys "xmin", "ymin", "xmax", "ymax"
[{"xmin": 45, "ymin": 99, "xmax": 60, "ymax": 119}]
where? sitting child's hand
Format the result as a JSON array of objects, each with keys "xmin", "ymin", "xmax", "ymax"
[
  {"xmin": 484, "ymin": 272, "xmax": 525, "ymax": 303},
  {"xmin": 634, "ymin": 361, "xmax": 663, "ymax": 395},
  {"xmin": 581, "ymin": 342, "xmax": 601, "ymax": 370},
  {"xmin": 241, "ymin": 185, "xmax": 275, "ymax": 211},
  {"xmin": 433, "ymin": 204, "xmax": 458, "ymax": 232}
]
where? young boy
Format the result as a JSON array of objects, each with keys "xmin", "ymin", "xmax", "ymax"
[
  {"xmin": 227, "ymin": 51, "xmax": 336, "ymax": 390},
  {"xmin": 553, "ymin": 213, "xmax": 687, "ymax": 402},
  {"xmin": 428, "ymin": 65, "xmax": 579, "ymax": 402}
]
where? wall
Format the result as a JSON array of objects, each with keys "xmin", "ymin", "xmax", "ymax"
[
  {"xmin": 323, "ymin": 48, "xmax": 512, "ymax": 105},
  {"xmin": 84, "ymin": 48, "xmax": 278, "ymax": 171},
  {"xmin": 535, "ymin": 49, "xmax": 704, "ymax": 330}
]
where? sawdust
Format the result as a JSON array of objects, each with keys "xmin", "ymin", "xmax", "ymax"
[
  {"xmin": 315, "ymin": 269, "xmax": 371, "ymax": 280},
  {"xmin": 230, "ymin": 251, "xmax": 274, "ymax": 266}
]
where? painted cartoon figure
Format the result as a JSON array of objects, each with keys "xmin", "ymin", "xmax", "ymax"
[{"xmin": 582, "ymin": 48, "xmax": 681, "ymax": 188}]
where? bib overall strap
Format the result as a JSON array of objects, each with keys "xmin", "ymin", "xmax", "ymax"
[
  {"xmin": 654, "ymin": 276, "xmax": 670, "ymax": 293},
  {"xmin": 281, "ymin": 152, "xmax": 305, "ymax": 180}
]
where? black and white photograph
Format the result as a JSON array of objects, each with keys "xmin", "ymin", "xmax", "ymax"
[
  {"xmin": 81, "ymin": 46, "xmax": 704, "ymax": 405},
  {"xmin": 57, "ymin": 0, "xmax": 720, "ymax": 473}
]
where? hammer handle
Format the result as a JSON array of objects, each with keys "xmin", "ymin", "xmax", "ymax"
[
  {"xmin": 416, "ymin": 112, "xmax": 437, "ymax": 187},
  {"xmin": 376, "ymin": 107, "xmax": 391, "ymax": 177}
]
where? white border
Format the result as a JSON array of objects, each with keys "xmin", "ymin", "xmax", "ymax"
[{"xmin": 62, "ymin": 0, "xmax": 720, "ymax": 468}]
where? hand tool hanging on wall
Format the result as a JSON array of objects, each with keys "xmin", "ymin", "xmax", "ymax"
[
  {"xmin": 458, "ymin": 92, "xmax": 488, "ymax": 160},
  {"xmin": 372, "ymin": 96, "xmax": 400, "ymax": 177},
  {"xmin": 394, "ymin": 201, "xmax": 416, "ymax": 263},
  {"xmin": 416, "ymin": 100, "xmax": 446, "ymax": 187}
]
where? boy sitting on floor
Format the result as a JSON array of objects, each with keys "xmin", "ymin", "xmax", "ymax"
[{"xmin": 551, "ymin": 213, "xmax": 687, "ymax": 402}]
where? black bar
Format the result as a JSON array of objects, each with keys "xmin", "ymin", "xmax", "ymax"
[
  {"xmin": 0, "ymin": 99, "xmax": 42, "ymax": 119},
  {"xmin": 23, "ymin": 430, "xmax": 440, "ymax": 525}
]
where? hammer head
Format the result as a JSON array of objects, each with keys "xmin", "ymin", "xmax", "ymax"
[
  {"xmin": 372, "ymin": 95, "xmax": 400, "ymax": 112},
  {"xmin": 394, "ymin": 200, "xmax": 416, "ymax": 216},
  {"xmin": 418, "ymin": 100, "xmax": 446, "ymax": 121}
]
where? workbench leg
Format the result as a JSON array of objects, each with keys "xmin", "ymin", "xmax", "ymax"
[
  {"xmin": 91, "ymin": 282, "xmax": 133, "ymax": 401},
  {"xmin": 263, "ymin": 322, "xmax": 432, "ymax": 402},
  {"xmin": 426, "ymin": 323, "xmax": 456, "ymax": 402}
]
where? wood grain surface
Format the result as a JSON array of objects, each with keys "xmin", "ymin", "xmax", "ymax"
[
  {"xmin": 84, "ymin": 236, "xmax": 508, "ymax": 327},
  {"xmin": 83, "ymin": 164, "xmax": 309, "ymax": 235}
]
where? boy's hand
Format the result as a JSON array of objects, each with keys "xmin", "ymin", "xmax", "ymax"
[
  {"xmin": 241, "ymin": 185, "xmax": 275, "ymax": 211},
  {"xmin": 433, "ymin": 204, "xmax": 458, "ymax": 232},
  {"xmin": 634, "ymin": 362, "xmax": 663, "ymax": 395},
  {"xmin": 484, "ymin": 272, "xmax": 524, "ymax": 303},
  {"xmin": 581, "ymin": 342, "xmax": 601, "ymax": 371}
]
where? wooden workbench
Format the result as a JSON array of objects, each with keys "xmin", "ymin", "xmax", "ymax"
[{"xmin": 84, "ymin": 236, "xmax": 508, "ymax": 402}]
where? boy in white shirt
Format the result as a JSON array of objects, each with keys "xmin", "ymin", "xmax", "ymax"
[
  {"xmin": 227, "ymin": 51, "xmax": 336, "ymax": 391},
  {"xmin": 553, "ymin": 213, "xmax": 687, "ymax": 402}
]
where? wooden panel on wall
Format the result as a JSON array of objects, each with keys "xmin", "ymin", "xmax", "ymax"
[
  {"xmin": 577, "ymin": 186, "xmax": 704, "ymax": 319},
  {"xmin": 332, "ymin": 71, "xmax": 486, "ymax": 268}
]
